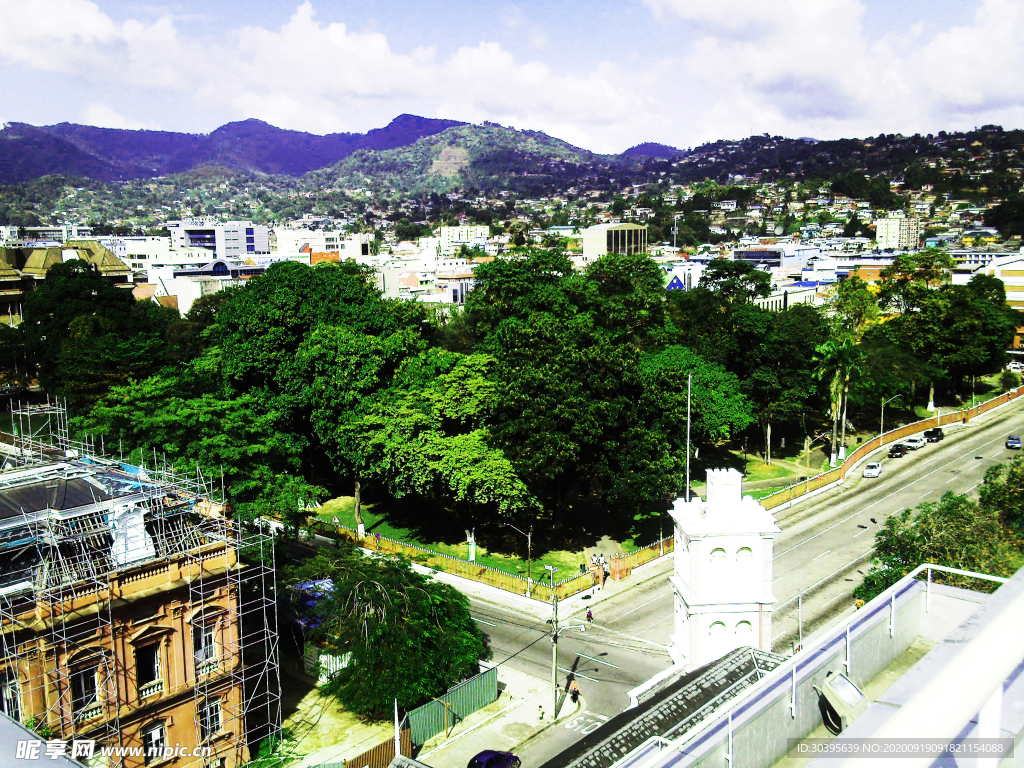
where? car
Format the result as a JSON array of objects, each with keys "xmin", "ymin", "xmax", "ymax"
[
  {"xmin": 903, "ymin": 436, "xmax": 927, "ymax": 450},
  {"xmin": 1007, "ymin": 362, "xmax": 1024, "ymax": 373},
  {"xmin": 888, "ymin": 443, "xmax": 908, "ymax": 458},
  {"xmin": 468, "ymin": 751, "xmax": 521, "ymax": 768},
  {"xmin": 924, "ymin": 427, "xmax": 944, "ymax": 442},
  {"xmin": 1007, "ymin": 435, "xmax": 1023, "ymax": 450},
  {"xmin": 862, "ymin": 462, "xmax": 883, "ymax": 478}
]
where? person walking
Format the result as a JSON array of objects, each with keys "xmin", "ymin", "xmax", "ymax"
[
  {"xmin": 586, "ymin": 608, "xmax": 594, "ymax": 624},
  {"xmin": 569, "ymin": 678, "xmax": 580, "ymax": 704}
]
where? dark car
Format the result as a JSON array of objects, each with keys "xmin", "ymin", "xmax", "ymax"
[
  {"xmin": 888, "ymin": 443, "xmax": 908, "ymax": 458},
  {"xmin": 1007, "ymin": 435, "xmax": 1023, "ymax": 450},
  {"xmin": 924, "ymin": 428, "xmax": 944, "ymax": 442},
  {"xmin": 468, "ymin": 751, "xmax": 521, "ymax": 768}
]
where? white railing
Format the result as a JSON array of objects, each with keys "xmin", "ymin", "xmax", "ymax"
[{"xmin": 138, "ymin": 680, "xmax": 163, "ymax": 699}]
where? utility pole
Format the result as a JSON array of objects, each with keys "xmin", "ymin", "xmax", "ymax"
[
  {"xmin": 881, "ymin": 394, "xmax": 901, "ymax": 441},
  {"xmin": 546, "ymin": 565, "xmax": 558, "ymax": 716},
  {"xmin": 672, "ymin": 213, "xmax": 684, "ymax": 250}
]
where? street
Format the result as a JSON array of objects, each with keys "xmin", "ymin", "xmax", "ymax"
[{"xmin": 454, "ymin": 395, "xmax": 1024, "ymax": 766}]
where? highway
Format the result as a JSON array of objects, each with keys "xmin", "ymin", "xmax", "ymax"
[{"xmin": 460, "ymin": 395, "xmax": 1024, "ymax": 765}]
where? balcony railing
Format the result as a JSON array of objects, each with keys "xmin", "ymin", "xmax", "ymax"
[{"xmin": 138, "ymin": 680, "xmax": 163, "ymax": 699}]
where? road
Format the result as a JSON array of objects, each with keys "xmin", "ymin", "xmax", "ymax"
[{"xmin": 463, "ymin": 396, "xmax": 1024, "ymax": 765}]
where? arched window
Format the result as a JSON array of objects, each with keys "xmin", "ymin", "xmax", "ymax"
[
  {"xmin": 710, "ymin": 548, "xmax": 727, "ymax": 563},
  {"xmin": 709, "ymin": 621, "xmax": 726, "ymax": 638},
  {"xmin": 737, "ymin": 547, "xmax": 753, "ymax": 562},
  {"xmin": 736, "ymin": 620, "xmax": 754, "ymax": 641}
]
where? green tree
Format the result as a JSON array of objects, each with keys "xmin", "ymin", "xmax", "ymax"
[
  {"xmin": 698, "ymin": 258, "xmax": 771, "ymax": 304},
  {"xmin": 877, "ymin": 248, "xmax": 954, "ymax": 314},
  {"xmin": 979, "ymin": 455, "xmax": 1024, "ymax": 534},
  {"xmin": 854, "ymin": 492, "xmax": 1018, "ymax": 602},
  {"xmin": 287, "ymin": 548, "xmax": 487, "ymax": 719}
]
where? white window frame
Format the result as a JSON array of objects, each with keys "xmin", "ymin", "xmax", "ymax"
[
  {"xmin": 199, "ymin": 698, "xmax": 221, "ymax": 742},
  {"xmin": 142, "ymin": 721, "xmax": 167, "ymax": 766}
]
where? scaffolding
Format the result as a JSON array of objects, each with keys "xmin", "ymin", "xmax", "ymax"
[{"xmin": 0, "ymin": 404, "xmax": 281, "ymax": 767}]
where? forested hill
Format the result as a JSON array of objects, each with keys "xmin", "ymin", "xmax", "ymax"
[
  {"xmin": 0, "ymin": 114, "xmax": 466, "ymax": 183},
  {"xmin": 306, "ymin": 123, "xmax": 643, "ymax": 197}
]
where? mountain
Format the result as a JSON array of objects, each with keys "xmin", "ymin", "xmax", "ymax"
[
  {"xmin": 621, "ymin": 142, "xmax": 684, "ymax": 158},
  {"xmin": 0, "ymin": 114, "xmax": 466, "ymax": 183},
  {"xmin": 309, "ymin": 123, "xmax": 642, "ymax": 196}
]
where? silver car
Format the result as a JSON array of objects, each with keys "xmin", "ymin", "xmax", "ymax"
[{"xmin": 863, "ymin": 462, "xmax": 883, "ymax": 478}]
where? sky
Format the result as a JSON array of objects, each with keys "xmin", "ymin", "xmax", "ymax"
[{"xmin": 0, "ymin": 0, "xmax": 1021, "ymax": 154}]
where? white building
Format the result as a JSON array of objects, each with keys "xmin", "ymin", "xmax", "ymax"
[
  {"xmin": 437, "ymin": 225, "xmax": 489, "ymax": 257},
  {"xmin": 166, "ymin": 219, "xmax": 270, "ymax": 259},
  {"xmin": 669, "ymin": 468, "xmax": 780, "ymax": 670},
  {"xmin": 110, "ymin": 236, "xmax": 216, "ymax": 275},
  {"xmin": 875, "ymin": 215, "xmax": 923, "ymax": 250},
  {"xmin": 271, "ymin": 228, "xmax": 371, "ymax": 259}
]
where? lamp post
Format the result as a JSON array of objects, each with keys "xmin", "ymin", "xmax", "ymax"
[
  {"xmin": 880, "ymin": 395, "xmax": 901, "ymax": 442},
  {"xmin": 506, "ymin": 523, "xmax": 533, "ymax": 597},
  {"xmin": 545, "ymin": 565, "xmax": 558, "ymax": 717},
  {"xmin": 672, "ymin": 213, "xmax": 684, "ymax": 250}
]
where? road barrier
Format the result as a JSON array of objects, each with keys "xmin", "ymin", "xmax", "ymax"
[{"xmin": 760, "ymin": 388, "xmax": 1023, "ymax": 511}]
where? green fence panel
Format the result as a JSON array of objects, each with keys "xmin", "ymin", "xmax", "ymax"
[{"xmin": 407, "ymin": 666, "xmax": 498, "ymax": 744}]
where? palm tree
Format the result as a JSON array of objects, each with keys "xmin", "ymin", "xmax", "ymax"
[{"xmin": 813, "ymin": 337, "xmax": 861, "ymax": 467}]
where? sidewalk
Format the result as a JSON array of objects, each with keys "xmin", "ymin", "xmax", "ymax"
[{"xmin": 416, "ymin": 664, "xmax": 583, "ymax": 768}]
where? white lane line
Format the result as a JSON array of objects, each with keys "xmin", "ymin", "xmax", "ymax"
[
  {"xmin": 472, "ymin": 617, "xmax": 497, "ymax": 626},
  {"xmin": 853, "ymin": 528, "xmax": 871, "ymax": 538},
  {"xmin": 775, "ymin": 428, "xmax": 1018, "ymax": 559},
  {"xmin": 576, "ymin": 652, "xmax": 620, "ymax": 669},
  {"xmin": 919, "ymin": 490, "xmax": 933, "ymax": 499},
  {"xmin": 946, "ymin": 475, "xmax": 958, "ymax": 483},
  {"xmin": 812, "ymin": 549, "xmax": 832, "ymax": 561},
  {"xmin": 586, "ymin": 624, "xmax": 670, "ymax": 649},
  {"xmin": 559, "ymin": 666, "xmax": 599, "ymax": 682},
  {"xmin": 606, "ymin": 594, "xmax": 663, "ymax": 623}
]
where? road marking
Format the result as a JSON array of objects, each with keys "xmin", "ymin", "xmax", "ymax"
[
  {"xmin": 472, "ymin": 616, "xmax": 497, "ymax": 626},
  {"xmin": 775, "ymin": 427, "xmax": 1020, "ymax": 559},
  {"xmin": 606, "ymin": 594, "xmax": 663, "ymax": 623},
  {"xmin": 586, "ymin": 624, "xmax": 670, "ymax": 650},
  {"xmin": 946, "ymin": 475, "xmax": 958, "ymax": 483},
  {"xmin": 576, "ymin": 652, "xmax": 620, "ymax": 669},
  {"xmin": 812, "ymin": 549, "xmax": 832, "ymax": 561},
  {"xmin": 853, "ymin": 527, "xmax": 871, "ymax": 538},
  {"xmin": 559, "ymin": 666, "xmax": 599, "ymax": 682},
  {"xmin": 919, "ymin": 490, "xmax": 932, "ymax": 499}
]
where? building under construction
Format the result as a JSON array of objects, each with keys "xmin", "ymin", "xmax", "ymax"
[{"xmin": 0, "ymin": 402, "xmax": 281, "ymax": 767}]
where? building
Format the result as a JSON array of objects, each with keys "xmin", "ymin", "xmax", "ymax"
[
  {"xmin": 437, "ymin": 226, "xmax": 489, "ymax": 257},
  {"xmin": 110, "ymin": 237, "xmax": 216, "ymax": 278},
  {"xmin": 271, "ymin": 229, "xmax": 371, "ymax": 259},
  {"xmin": 0, "ymin": 404, "xmax": 281, "ymax": 766},
  {"xmin": 0, "ymin": 225, "xmax": 94, "ymax": 245},
  {"xmin": 581, "ymin": 223, "xmax": 649, "ymax": 262},
  {"xmin": 148, "ymin": 260, "xmax": 267, "ymax": 315},
  {"xmin": 669, "ymin": 469, "xmax": 779, "ymax": 670},
  {"xmin": 167, "ymin": 220, "xmax": 270, "ymax": 260},
  {"xmin": 875, "ymin": 215, "xmax": 923, "ymax": 250}
]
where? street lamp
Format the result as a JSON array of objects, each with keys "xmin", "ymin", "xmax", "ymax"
[
  {"xmin": 672, "ymin": 213, "xmax": 684, "ymax": 250},
  {"xmin": 880, "ymin": 395, "xmax": 902, "ymax": 441},
  {"xmin": 544, "ymin": 565, "xmax": 558, "ymax": 716},
  {"xmin": 506, "ymin": 523, "xmax": 533, "ymax": 597}
]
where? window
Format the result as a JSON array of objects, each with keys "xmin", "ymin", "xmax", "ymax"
[
  {"xmin": 194, "ymin": 624, "xmax": 217, "ymax": 672},
  {"xmin": 199, "ymin": 699, "xmax": 221, "ymax": 741},
  {"xmin": 142, "ymin": 722, "xmax": 166, "ymax": 766},
  {"xmin": 737, "ymin": 547, "xmax": 753, "ymax": 562},
  {"xmin": 136, "ymin": 644, "xmax": 161, "ymax": 698},
  {"xmin": 710, "ymin": 548, "xmax": 727, "ymax": 563},
  {"xmin": 1, "ymin": 670, "xmax": 20, "ymax": 722},
  {"xmin": 70, "ymin": 667, "xmax": 98, "ymax": 720}
]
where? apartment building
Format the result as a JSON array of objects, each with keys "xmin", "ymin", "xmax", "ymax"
[{"xmin": 875, "ymin": 215, "xmax": 923, "ymax": 250}]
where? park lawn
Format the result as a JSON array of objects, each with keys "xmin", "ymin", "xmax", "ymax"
[
  {"xmin": 315, "ymin": 497, "xmax": 588, "ymax": 580},
  {"xmin": 742, "ymin": 461, "xmax": 796, "ymax": 482}
]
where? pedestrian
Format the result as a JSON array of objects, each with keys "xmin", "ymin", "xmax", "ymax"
[
  {"xmin": 569, "ymin": 679, "xmax": 580, "ymax": 704},
  {"xmin": 586, "ymin": 608, "xmax": 593, "ymax": 624},
  {"xmin": 374, "ymin": 531, "xmax": 382, "ymax": 550}
]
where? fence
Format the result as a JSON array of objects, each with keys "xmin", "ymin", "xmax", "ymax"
[
  {"xmin": 406, "ymin": 666, "xmax": 498, "ymax": 745},
  {"xmin": 310, "ymin": 728, "xmax": 413, "ymax": 768},
  {"xmin": 760, "ymin": 387, "xmax": 1024, "ymax": 511},
  {"xmin": 302, "ymin": 518, "xmax": 674, "ymax": 603}
]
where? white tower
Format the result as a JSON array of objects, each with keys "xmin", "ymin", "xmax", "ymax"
[{"xmin": 669, "ymin": 468, "xmax": 780, "ymax": 670}]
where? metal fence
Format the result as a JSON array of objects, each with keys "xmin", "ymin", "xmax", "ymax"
[
  {"xmin": 760, "ymin": 388, "xmax": 1023, "ymax": 511},
  {"xmin": 406, "ymin": 666, "xmax": 498, "ymax": 745},
  {"xmin": 308, "ymin": 728, "xmax": 413, "ymax": 768}
]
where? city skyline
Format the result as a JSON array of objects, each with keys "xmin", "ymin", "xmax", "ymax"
[{"xmin": 0, "ymin": 0, "xmax": 1020, "ymax": 155}]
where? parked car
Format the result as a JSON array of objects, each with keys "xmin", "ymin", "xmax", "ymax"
[
  {"xmin": 1007, "ymin": 435, "xmax": 1022, "ymax": 450},
  {"xmin": 903, "ymin": 436, "xmax": 927, "ymax": 450},
  {"xmin": 924, "ymin": 427, "xmax": 944, "ymax": 442},
  {"xmin": 1007, "ymin": 362, "xmax": 1023, "ymax": 372},
  {"xmin": 888, "ymin": 443, "xmax": 908, "ymax": 458},
  {"xmin": 468, "ymin": 751, "xmax": 522, "ymax": 768},
  {"xmin": 862, "ymin": 462, "xmax": 883, "ymax": 478}
]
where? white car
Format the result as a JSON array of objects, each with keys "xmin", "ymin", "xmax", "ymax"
[
  {"xmin": 903, "ymin": 436, "xmax": 927, "ymax": 450},
  {"xmin": 1007, "ymin": 362, "xmax": 1023, "ymax": 372},
  {"xmin": 862, "ymin": 462, "xmax": 883, "ymax": 478}
]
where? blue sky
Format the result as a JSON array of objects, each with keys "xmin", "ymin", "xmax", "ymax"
[{"xmin": 0, "ymin": 0, "xmax": 1019, "ymax": 153}]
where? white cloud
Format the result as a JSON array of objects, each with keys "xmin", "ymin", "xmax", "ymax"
[
  {"xmin": 0, "ymin": 0, "xmax": 1020, "ymax": 153},
  {"xmin": 80, "ymin": 104, "xmax": 155, "ymax": 130}
]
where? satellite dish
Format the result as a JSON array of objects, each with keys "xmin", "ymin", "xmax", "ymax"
[{"xmin": 774, "ymin": 225, "xmax": 785, "ymax": 235}]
